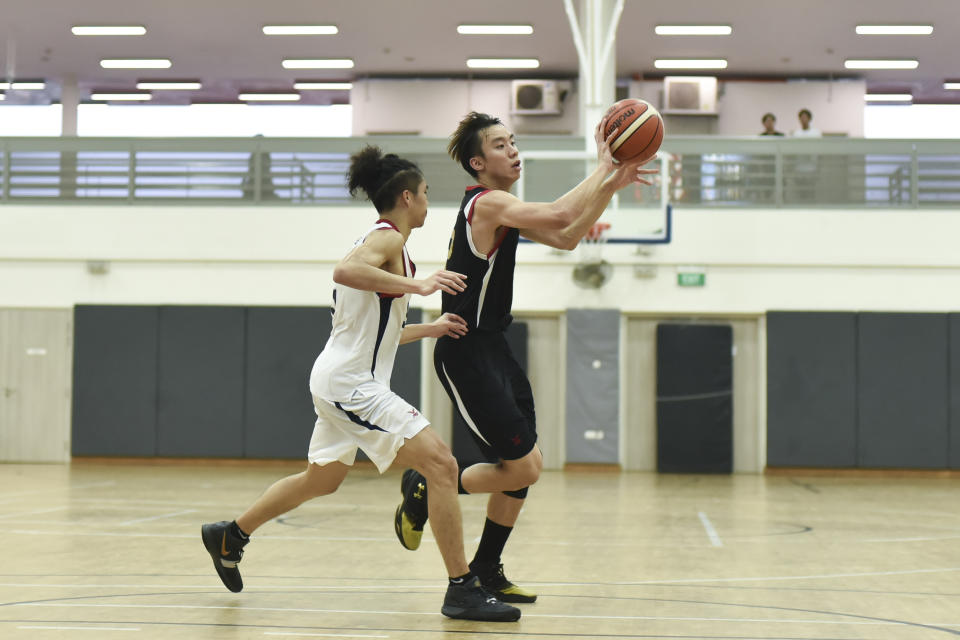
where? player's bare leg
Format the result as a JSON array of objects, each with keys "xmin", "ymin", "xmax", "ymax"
[
  {"xmin": 394, "ymin": 427, "xmax": 521, "ymax": 621},
  {"xmin": 237, "ymin": 461, "xmax": 350, "ymax": 534},
  {"xmin": 459, "ymin": 446, "xmax": 542, "ymax": 494},
  {"xmin": 202, "ymin": 461, "xmax": 349, "ymax": 593}
]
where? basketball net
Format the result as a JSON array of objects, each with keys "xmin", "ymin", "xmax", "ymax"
[
  {"xmin": 572, "ymin": 222, "xmax": 613, "ymax": 289},
  {"xmin": 579, "ymin": 222, "xmax": 611, "ymax": 264}
]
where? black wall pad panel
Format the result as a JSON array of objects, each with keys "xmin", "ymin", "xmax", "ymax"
[
  {"xmin": 951, "ymin": 315, "xmax": 960, "ymax": 469},
  {"xmin": 566, "ymin": 309, "xmax": 620, "ymax": 464},
  {"xmin": 858, "ymin": 313, "xmax": 949, "ymax": 469},
  {"xmin": 244, "ymin": 307, "xmax": 331, "ymax": 459},
  {"xmin": 656, "ymin": 323, "xmax": 732, "ymax": 473},
  {"xmin": 767, "ymin": 312, "xmax": 858, "ymax": 467},
  {"xmin": 452, "ymin": 322, "xmax": 528, "ymax": 467},
  {"xmin": 156, "ymin": 306, "xmax": 246, "ymax": 457},
  {"xmin": 72, "ymin": 305, "xmax": 159, "ymax": 456}
]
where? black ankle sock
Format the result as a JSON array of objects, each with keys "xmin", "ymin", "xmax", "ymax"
[
  {"xmin": 449, "ymin": 571, "xmax": 475, "ymax": 586},
  {"xmin": 457, "ymin": 468, "xmax": 470, "ymax": 495},
  {"xmin": 472, "ymin": 518, "xmax": 513, "ymax": 565},
  {"xmin": 230, "ymin": 520, "xmax": 250, "ymax": 540}
]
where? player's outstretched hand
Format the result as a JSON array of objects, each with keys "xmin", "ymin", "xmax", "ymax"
[
  {"xmin": 608, "ymin": 154, "xmax": 659, "ymax": 191},
  {"xmin": 430, "ymin": 313, "xmax": 469, "ymax": 339},
  {"xmin": 594, "ymin": 118, "xmax": 617, "ymax": 171},
  {"xmin": 418, "ymin": 270, "xmax": 467, "ymax": 296}
]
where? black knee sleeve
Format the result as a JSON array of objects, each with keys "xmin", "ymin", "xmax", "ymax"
[{"xmin": 502, "ymin": 486, "xmax": 529, "ymax": 499}]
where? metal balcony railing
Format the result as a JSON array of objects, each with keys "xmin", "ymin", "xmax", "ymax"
[{"xmin": 1, "ymin": 136, "xmax": 957, "ymax": 208}]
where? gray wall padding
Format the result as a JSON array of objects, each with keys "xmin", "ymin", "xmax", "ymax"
[
  {"xmin": 767, "ymin": 312, "xmax": 858, "ymax": 467},
  {"xmin": 857, "ymin": 313, "xmax": 949, "ymax": 469},
  {"xmin": 73, "ymin": 304, "xmax": 424, "ymax": 459},
  {"xmin": 156, "ymin": 306, "xmax": 247, "ymax": 457},
  {"xmin": 951, "ymin": 314, "xmax": 960, "ymax": 470},
  {"xmin": 393, "ymin": 307, "xmax": 422, "ymax": 408},
  {"xmin": 566, "ymin": 309, "xmax": 620, "ymax": 464},
  {"xmin": 244, "ymin": 307, "xmax": 331, "ymax": 459},
  {"xmin": 72, "ymin": 305, "xmax": 159, "ymax": 456}
]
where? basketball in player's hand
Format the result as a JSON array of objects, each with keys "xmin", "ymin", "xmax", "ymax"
[{"xmin": 602, "ymin": 98, "xmax": 664, "ymax": 163}]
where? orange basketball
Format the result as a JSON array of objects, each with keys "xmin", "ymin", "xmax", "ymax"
[{"xmin": 602, "ymin": 98, "xmax": 664, "ymax": 163}]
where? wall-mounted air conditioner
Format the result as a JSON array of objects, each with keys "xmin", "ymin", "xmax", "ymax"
[
  {"xmin": 662, "ymin": 76, "xmax": 718, "ymax": 115},
  {"xmin": 511, "ymin": 80, "xmax": 564, "ymax": 115}
]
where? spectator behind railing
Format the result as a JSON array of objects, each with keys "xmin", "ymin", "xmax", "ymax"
[
  {"xmin": 759, "ymin": 113, "xmax": 784, "ymax": 137},
  {"xmin": 791, "ymin": 109, "xmax": 822, "ymax": 138}
]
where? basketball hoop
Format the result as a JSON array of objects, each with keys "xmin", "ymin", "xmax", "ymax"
[{"xmin": 572, "ymin": 222, "xmax": 613, "ymax": 289}]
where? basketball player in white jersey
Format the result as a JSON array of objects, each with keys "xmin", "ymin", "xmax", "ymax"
[
  {"xmin": 202, "ymin": 146, "xmax": 521, "ymax": 622},
  {"xmin": 394, "ymin": 113, "xmax": 656, "ymax": 602}
]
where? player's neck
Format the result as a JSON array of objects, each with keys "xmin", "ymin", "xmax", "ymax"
[
  {"xmin": 377, "ymin": 213, "xmax": 412, "ymax": 240},
  {"xmin": 477, "ymin": 173, "xmax": 516, "ymax": 192}
]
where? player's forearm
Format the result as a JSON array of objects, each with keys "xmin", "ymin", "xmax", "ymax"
[
  {"xmin": 549, "ymin": 179, "xmax": 619, "ymax": 250},
  {"xmin": 398, "ymin": 323, "xmax": 434, "ymax": 345},
  {"xmin": 333, "ymin": 261, "xmax": 421, "ymax": 296},
  {"xmin": 552, "ymin": 164, "xmax": 611, "ymax": 223}
]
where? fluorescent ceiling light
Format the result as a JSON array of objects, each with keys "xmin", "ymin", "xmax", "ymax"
[
  {"xmin": 136, "ymin": 82, "xmax": 202, "ymax": 90},
  {"xmin": 72, "ymin": 26, "xmax": 146, "ymax": 36},
  {"xmin": 263, "ymin": 25, "xmax": 338, "ymax": 35},
  {"xmin": 944, "ymin": 82, "xmax": 960, "ymax": 90},
  {"xmin": 0, "ymin": 82, "xmax": 46, "ymax": 90},
  {"xmin": 844, "ymin": 59, "xmax": 918, "ymax": 69},
  {"xmin": 100, "ymin": 59, "xmax": 172, "ymax": 69},
  {"xmin": 0, "ymin": 94, "xmax": 5, "ymax": 101},
  {"xmin": 864, "ymin": 93, "xmax": 912, "ymax": 102},
  {"xmin": 466, "ymin": 58, "xmax": 540, "ymax": 69},
  {"xmin": 856, "ymin": 25, "xmax": 933, "ymax": 35},
  {"xmin": 655, "ymin": 59, "xmax": 728, "ymax": 69},
  {"xmin": 90, "ymin": 93, "xmax": 153, "ymax": 101},
  {"xmin": 239, "ymin": 93, "xmax": 301, "ymax": 101},
  {"xmin": 655, "ymin": 25, "xmax": 732, "ymax": 36},
  {"xmin": 293, "ymin": 82, "xmax": 353, "ymax": 90},
  {"xmin": 457, "ymin": 25, "xmax": 533, "ymax": 35},
  {"xmin": 282, "ymin": 59, "xmax": 354, "ymax": 69}
]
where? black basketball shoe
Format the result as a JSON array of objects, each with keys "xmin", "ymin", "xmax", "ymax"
[
  {"xmin": 201, "ymin": 521, "xmax": 248, "ymax": 593},
  {"xmin": 394, "ymin": 468, "xmax": 428, "ymax": 550},
  {"xmin": 470, "ymin": 560, "xmax": 537, "ymax": 603},
  {"xmin": 441, "ymin": 575, "xmax": 521, "ymax": 622}
]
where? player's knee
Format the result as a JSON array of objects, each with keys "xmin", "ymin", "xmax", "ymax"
[
  {"xmin": 419, "ymin": 447, "xmax": 458, "ymax": 489},
  {"xmin": 514, "ymin": 455, "xmax": 541, "ymax": 486}
]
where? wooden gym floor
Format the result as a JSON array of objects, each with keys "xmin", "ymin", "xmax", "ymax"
[{"xmin": 0, "ymin": 461, "xmax": 958, "ymax": 639}]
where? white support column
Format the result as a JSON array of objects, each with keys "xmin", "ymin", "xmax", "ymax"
[
  {"xmin": 61, "ymin": 75, "xmax": 79, "ymax": 136},
  {"xmin": 564, "ymin": 0, "xmax": 624, "ymax": 153}
]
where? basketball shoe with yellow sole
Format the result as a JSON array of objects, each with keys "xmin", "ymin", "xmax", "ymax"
[
  {"xmin": 470, "ymin": 560, "xmax": 537, "ymax": 603},
  {"xmin": 394, "ymin": 468, "xmax": 429, "ymax": 550}
]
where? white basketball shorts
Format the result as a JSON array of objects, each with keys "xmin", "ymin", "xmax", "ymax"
[{"xmin": 307, "ymin": 384, "xmax": 429, "ymax": 473}]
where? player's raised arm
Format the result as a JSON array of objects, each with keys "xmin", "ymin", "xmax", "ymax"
[
  {"xmin": 519, "ymin": 120, "xmax": 658, "ymax": 250},
  {"xmin": 334, "ymin": 230, "xmax": 466, "ymax": 296}
]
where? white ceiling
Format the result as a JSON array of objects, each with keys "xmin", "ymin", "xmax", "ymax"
[{"xmin": 1, "ymin": 0, "xmax": 957, "ymax": 106}]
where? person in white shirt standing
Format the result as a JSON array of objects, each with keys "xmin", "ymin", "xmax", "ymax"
[
  {"xmin": 201, "ymin": 145, "xmax": 521, "ymax": 622},
  {"xmin": 791, "ymin": 108, "xmax": 822, "ymax": 137}
]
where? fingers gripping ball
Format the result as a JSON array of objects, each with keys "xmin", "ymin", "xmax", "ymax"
[{"xmin": 603, "ymin": 99, "xmax": 664, "ymax": 163}]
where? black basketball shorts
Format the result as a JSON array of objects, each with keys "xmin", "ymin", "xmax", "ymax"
[{"xmin": 434, "ymin": 331, "xmax": 537, "ymax": 461}]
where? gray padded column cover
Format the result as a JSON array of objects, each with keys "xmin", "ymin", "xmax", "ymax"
[{"xmin": 566, "ymin": 309, "xmax": 619, "ymax": 464}]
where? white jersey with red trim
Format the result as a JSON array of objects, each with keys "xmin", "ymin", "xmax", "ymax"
[
  {"xmin": 309, "ymin": 220, "xmax": 416, "ymax": 402},
  {"xmin": 440, "ymin": 185, "xmax": 519, "ymax": 332}
]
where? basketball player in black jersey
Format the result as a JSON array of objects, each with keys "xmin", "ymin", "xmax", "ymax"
[{"xmin": 394, "ymin": 112, "xmax": 657, "ymax": 602}]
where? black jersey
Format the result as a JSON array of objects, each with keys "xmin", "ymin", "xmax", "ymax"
[{"xmin": 441, "ymin": 185, "xmax": 519, "ymax": 332}]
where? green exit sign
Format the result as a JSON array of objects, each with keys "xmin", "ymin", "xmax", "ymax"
[{"xmin": 677, "ymin": 272, "xmax": 706, "ymax": 287}]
